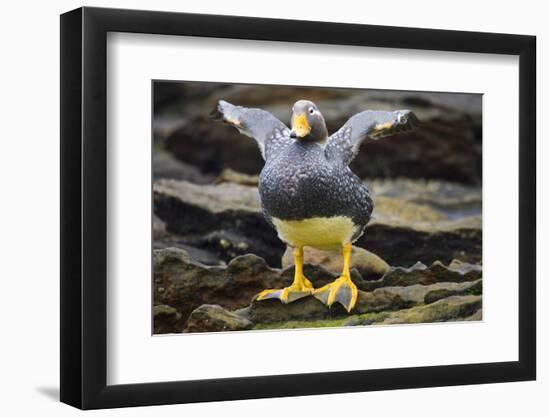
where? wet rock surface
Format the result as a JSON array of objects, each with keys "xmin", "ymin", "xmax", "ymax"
[{"xmin": 153, "ymin": 247, "xmax": 482, "ymax": 333}]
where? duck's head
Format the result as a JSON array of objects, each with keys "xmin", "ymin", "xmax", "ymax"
[{"xmin": 290, "ymin": 100, "xmax": 328, "ymax": 143}]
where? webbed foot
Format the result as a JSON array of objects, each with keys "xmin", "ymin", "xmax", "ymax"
[
  {"xmin": 255, "ymin": 278, "xmax": 314, "ymax": 304},
  {"xmin": 313, "ymin": 275, "xmax": 358, "ymax": 312}
]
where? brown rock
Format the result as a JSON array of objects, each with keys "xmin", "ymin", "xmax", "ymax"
[
  {"xmin": 247, "ymin": 289, "xmax": 411, "ymax": 324},
  {"xmin": 153, "ymin": 180, "xmax": 284, "ymax": 266},
  {"xmin": 153, "ymin": 305, "xmax": 182, "ymax": 334},
  {"xmin": 376, "ymin": 279, "xmax": 482, "ymax": 304},
  {"xmin": 462, "ymin": 309, "xmax": 483, "ymax": 321},
  {"xmin": 380, "ymin": 295, "xmax": 482, "ymax": 324},
  {"xmin": 162, "ymin": 88, "xmax": 481, "ymax": 184},
  {"xmin": 216, "ymin": 168, "xmax": 259, "ymax": 186},
  {"xmin": 186, "ymin": 304, "xmax": 253, "ymax": 332},
  {"xmin": 361, "ymin": 260, "xmax": 482, "ymax": 291},
  {"xmin": 153, "ymin": 247, "xmax": 284, "ymax": 333},
  {"xmin": 153, "ymin": 247, "xmax": 371, "ymax": 333},
  {"xmin": 424, "ymin": 279, "xmax": 482, "ymax": 304},
  {"xmin": 154, "ymin": 178, "xmax": 482, "ymax": 267}
]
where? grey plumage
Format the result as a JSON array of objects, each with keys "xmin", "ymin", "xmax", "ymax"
[
  {"xmin": 326, "ymin": 109, "xmax": 421, "ymax": 165},
  {"xmin": 211, "ymin": 100, "xmax": 291, "ymax": 160},
  {"xmin": 259, "ymin": 140, "xmax": 373, "ymax": 242},
  {"xmin": 213, "ymin": 99, "xmax": 420, "ymax": 245}
]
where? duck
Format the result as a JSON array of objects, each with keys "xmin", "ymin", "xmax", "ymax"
[{"xmin": 213, "ymin": 99, "xmax": 419, "ymax": 312}]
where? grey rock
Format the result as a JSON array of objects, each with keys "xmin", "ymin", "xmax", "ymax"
[
  {"xmin": 379, "ymin": 295, "xmax": 482, "ymax": 324},
  {"xmin": 186, "ymin": 304, "xmax": 253, "ymax": 332},
  {"xmin": 153, "ymin": 247, "xmax": 283, "ymax": 333},
  {"xmin": 369, "ymin": 178, "xmax": 481, "ymax": 219},
  {"xmin": 215, "ymin": 168, "xmax": 259, "ymax": 186},
  {"xmin": 376, "ymin": 279, "xmax": 482, "ymax": 304},
  {"xmin": 152, "ymin": 240, "xmax": 225, "ymax": 266},
  {"xmin": 462, "ymin": 308, "xmax": 483, "ymax": 321},
  {"xmin": 154, "ymin": 179, "xmax": 481, "ymax": 267},
  {"xmin": 153, "ymin": 304, "xmax": 182, "ymax": 334},
  {"xmin": 153, "ymin": 214, "xmax": 166, "ymax": 240},
  {"xmin": 162, "ymin": 87, "xmax": 481, "ymax": 184},
  {"xmin": 153, "ymin": 150, "xmax": 214, "ymax": 183},
  {"xmin": 153, "ymin": 179, "xmax": 284, "ymax": 266},
  {"xmin": 248, "ymin": 289, "xmax": 411, "ymax": 324},
  {"xmin": 356, "ymin": 216, "xmax": 482, "ymax": 266},
  {"xmin": 361, "ymin": 260, "xmax": 482, "ymax": 291},
  {"xmin": 424, "ymin": 279, "xmax": 482, "ymax": 304},
  {"xmin": 153, "ymin": 247, "xmax": 366, "ymax": 333}
]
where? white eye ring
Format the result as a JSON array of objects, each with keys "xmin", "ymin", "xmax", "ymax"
[{"xmin": 308, "ymin": 107, "xmax": 315, "ymax": 115}]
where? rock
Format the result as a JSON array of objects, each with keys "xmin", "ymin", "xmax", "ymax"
[
  {"xmin": 380, "ymin": 295, "xmax": 482, "ymax": 324},
  {"xmin": 369, "ymin": 178, "xmax": 482, "ymax": 219},
  {"xmin": 153, "ymin": 150, "xmax": 214, "ymax": 183},
  {"xmin": 152, "ymin": 240, "xmax": 225, "ymax": 266},
  {"xmin": 462, "ymin": 309, "xmax": 482, "ymax": 321},
  {"xmin": 371, "ymin": 196, "xmax": 447, "ymax": 225},
  {"xmin": 186, "ymin": 304, "xmax": 253, "ymax": 332},
  {"xmin": 376, "ymin": 279, "xmax": 482, "ymax": 304},
  {"xmin": 183, "ymin": 230, "xmax": 281, "ymax": 267},
  {"xmin": 355, "ymin": 211, "xmax": 482, "ymax": 265},
  {"xmin": 247, "ymin": 289, "xmax": 411, "ymax": 324},
  {"xmin": 281, "ymin": 246, "xmax": 390, "ymax": 279},
  {"xmin": 154, "ymin": 178, "xmax": 482, "ymax": 267},
  {"xmin": 162, "ymin": 85, "xmax": 350, "ymax": 176},
  {"xmin": 165, "ymin": 116, "xmax": 266, "ymax": 176},
  {"xmin": 242, "ymin": 279, "xmax": 482, "ymax": 328},
  {"xmin": 424, "ymin": 279, "xmax": 482, "ymax": 304},
  {"xmin": 216, "ymin": 168, "xmax": 259, "ymax": 186},
  {"xmin": 362, "ymin": 260, "xmax": 482, "ymax": 291},
  {"xmin": 153, "ymin": 247, "xmax": 284, "ymax": 333},
  {"xmin": 153, "ymin": 247, "xmax": 369, "ymax": 333},
  {"xmin": 162, "ymin": 87, "xmax": 481, "ymax": 184},
  {"xmin": 355, "ymin": 290, "xmax": 413, "ymax": 313},
  {"xmin": 248, "ymin": 297, "xmax": 332, "ymax": 323},
  {"xmin": 153, "ymin": 304, "xmax": 182, "ymax": 334},
  {"xmin": 153, "ymin": 179, "xmax": 285, "ymax": 266},
  {"xmin": 155, "ymin": 178, "xmax": 261, "ymax": 216},
  {"xmin": 157, "ymin": 245, "xmax": 488, "ymax": 332},
  {"xmin": 153, "ymin": 214, "xmax": 166, "ymax": 240}
]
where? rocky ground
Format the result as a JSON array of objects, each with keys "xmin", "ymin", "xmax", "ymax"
[{"xmin": 152, "ymin": 83, "xmax": 482, "ymax": 334}]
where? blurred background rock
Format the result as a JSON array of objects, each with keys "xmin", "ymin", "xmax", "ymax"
[{"xmin": 152, "ymin": 82, "xmax": 482, "ymax": 333}]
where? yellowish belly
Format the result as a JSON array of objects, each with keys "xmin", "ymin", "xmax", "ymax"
[{"xmin": 272, "ymin": 216, "xmax": 357, "ymax": 250}]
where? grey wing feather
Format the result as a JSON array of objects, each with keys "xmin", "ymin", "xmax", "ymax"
[
  {"xmin": 211, "ymin": 100, "xmax": 291, "ymax": 160},
  {"xmin": 326, "ymin": 109, "xmax": 420, "ymax": 165}
]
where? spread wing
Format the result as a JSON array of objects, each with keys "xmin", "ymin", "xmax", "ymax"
[
  {"xmin": 211, "ymin": 100, "xmax": 292, "ymax": 160},
  {"xmin": 326, "ymin": 110, "xmax": 420, "ymax": 165}
]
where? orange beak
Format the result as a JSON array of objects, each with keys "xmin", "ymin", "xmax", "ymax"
[{"xmin": 291, "ymin": 112, "xmax": 311, "ymax": 138}]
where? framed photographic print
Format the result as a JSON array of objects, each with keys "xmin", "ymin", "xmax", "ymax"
[{"xmin": 60, "ymin": 6, "xmax": 536, "ymax": 410}]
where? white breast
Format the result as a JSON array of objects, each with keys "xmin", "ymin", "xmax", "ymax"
[{"xmin": 272, "ymin": 216, "xmax": 358, "ymax": 250}]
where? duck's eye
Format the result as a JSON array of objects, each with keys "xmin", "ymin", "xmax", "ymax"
[{"xmin": 308, "ymin": 107, "xmax": 315, "ymax": 115}]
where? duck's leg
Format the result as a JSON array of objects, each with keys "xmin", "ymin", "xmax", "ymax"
[
  {"xmin": 313, "ymin": 242, "xmax": 358, "ymax": 312},
  {"xmin": 256, "ymin": 246, "xmax": 314, "ymax": 303}
]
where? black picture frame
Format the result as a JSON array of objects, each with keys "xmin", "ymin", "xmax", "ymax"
[{"xmin": 60, "ymin": 6, "xmax": 536, "ymax": 410}]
